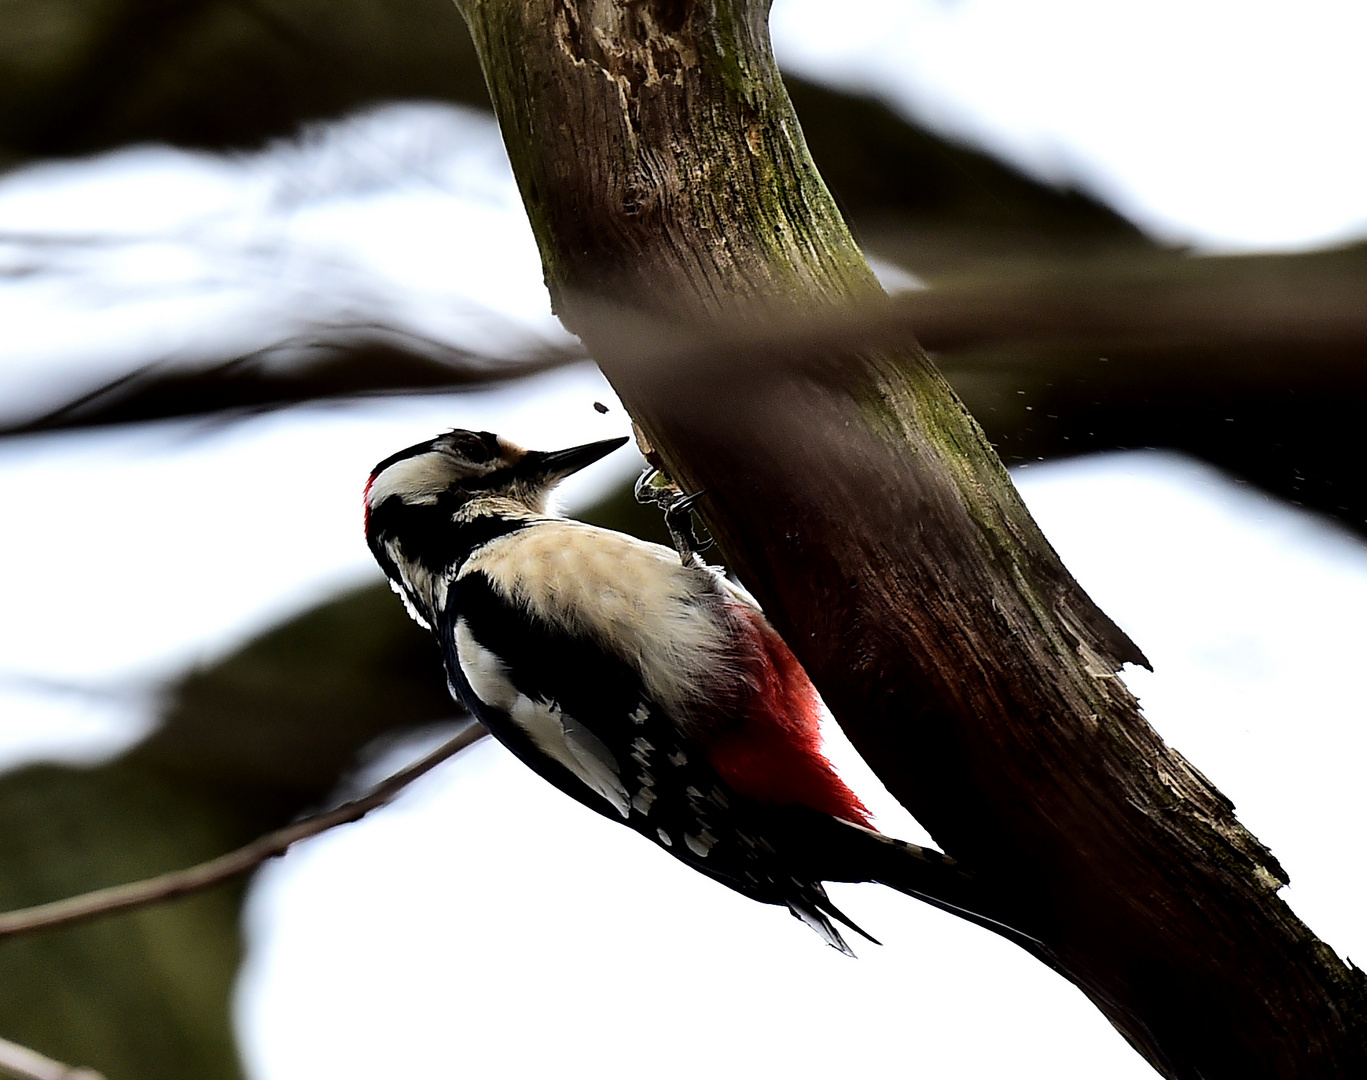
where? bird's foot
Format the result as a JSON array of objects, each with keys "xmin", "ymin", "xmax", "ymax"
[{"xmin": 634, "ymin": 467, "xmax": 712, "ymax": 566}]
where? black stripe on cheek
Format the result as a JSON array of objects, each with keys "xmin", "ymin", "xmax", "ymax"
[{"xmin": 367, "ymin": 498, "xmax": 529, "ymax": 576}]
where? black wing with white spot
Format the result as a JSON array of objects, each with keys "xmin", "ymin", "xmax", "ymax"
[{"xmin": 442, "ymin": 569, "xmax": 876, "ymax": 952}]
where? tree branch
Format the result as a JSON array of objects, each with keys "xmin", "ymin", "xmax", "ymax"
[
  {"xmin": 0, "ymin": 1034, "xmax": 105, "ymax": 1080},
  {"xmin": 0, "ymin": 321, "xmax": 583, "ymax": 436},
  {"xmin": 0, "ymin": 723, "xmax": 487, "ymax": 942}
]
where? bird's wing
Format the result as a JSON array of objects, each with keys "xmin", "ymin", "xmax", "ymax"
[
  {"xmin": 445, "ymin": 557, "xmax": 883, "ymax": 951},
  {"xmin": 443, "ymin": 565, "xmax": 747, "ymax": 871},
  {"xmin": 458, "ymin": 520, "xmax": 871, "ymax": 826},
  {"xmin": 459, "ymin": 521, "xmax": 740, "ymax": 724},
  {"xmin": 446, "ymin": 583, "xmax": 636, "ymax": 819}
]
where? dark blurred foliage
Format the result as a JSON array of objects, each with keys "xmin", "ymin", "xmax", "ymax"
[
  {"xmin": 0, "ymin": 586, "xmax": 450, "ymax": 1078},
  {"xmin": 0, "ymin": 1, "xmax": 1363, "ymax": 1076},
  {"xmin": 0, "ymin": 0, "xmax": 489, "ymax": 165},
  {"xmin": 0, "ymin": 765, "xmax": 246, "ymax": 1080}
]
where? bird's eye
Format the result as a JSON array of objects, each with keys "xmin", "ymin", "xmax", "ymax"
[{"xmin": 447, "ymin": 431, "xmax": 494, "ymax": 463}]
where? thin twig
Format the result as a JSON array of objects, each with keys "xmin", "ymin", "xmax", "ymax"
[
  {"xmin": 0, "ymin": 723, "xmax": 488, "ymax": 942},
  {"xmin": 0, "ymin": 1033, "xmax": 105, "ymax": 1080}
]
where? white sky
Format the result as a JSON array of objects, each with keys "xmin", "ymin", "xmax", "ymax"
[
  {"xmin": 772, "ymin": 0, "xmax": 1367, "ymax": 252},
  {"xmin": 0, "ymin": 103, "xmax": 572, "ymax": 424},
  {"xmin": 0, "ymin": 366, "xmax": 639, "ymax": 769},
  {"xmin": 0, "ymin": 2, "xmax": 1364, "ymax": 1077}
]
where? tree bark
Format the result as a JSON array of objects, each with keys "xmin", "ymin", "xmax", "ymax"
[{"xmin": 451, "ymin": 0, "xmax": 1367, "ymax": 1075}]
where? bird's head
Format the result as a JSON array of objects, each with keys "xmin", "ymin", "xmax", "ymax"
[
  {"xmin": 365, "ymin": 429, "xmax": 628, "ymax": 523},
  {"xmin": 364, "ymin": 429, "xmax": 627, "ymax": 624}
]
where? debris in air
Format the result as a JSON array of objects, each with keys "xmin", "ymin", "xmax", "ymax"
[{"xmin": 593, "ymin": 401, "xmax": 609, "ymax": 414}]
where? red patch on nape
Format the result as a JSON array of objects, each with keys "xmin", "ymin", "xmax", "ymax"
[{"xmin": 704, "ymin": 607, "xmax": 872, "ymax": 827}]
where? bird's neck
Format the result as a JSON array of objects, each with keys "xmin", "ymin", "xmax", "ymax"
[
  {"xmin": 382, "ymin": 495, "xmax": 552, "ymax": 629},
  {"xmin": 444, "ymin": 502, "xmax": 542, "ymax": 570},
  {"xmin": 455, "ymin": 491, "xmax": 552, "ymax": 524}
]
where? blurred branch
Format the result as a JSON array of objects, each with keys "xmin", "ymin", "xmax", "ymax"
[
  {"xmin": 0, "ymin": 1035, "xmax": 104, "ymax": 1080},
  {"xmin": 570, "ymin": 242, "xmax": 1367, "ymax": 532},
  {"xmin": 8, "ymin": 243, "xmax": 1360, "ymax": 440},
  {"xmin": 0, "ymin": 0, "xmax": 490, "ymax": 159},
  {"xmin": 584, "ymin": 243, "xmax": 1367, "ymax": 376},
  {"xmin": 0, "ymin": 323, "xmax": 584, "ymax": 436},
  {"xmin": 0, "ymin": 722, "xmax": 487, "ymax": 942},
  {"xmin": 7, "ymin": 238, "xmax": 1362, "ymax": 535},
  {"xmin": 900, "ymin": 245, "xmax": 1367, "ymax": 356}
]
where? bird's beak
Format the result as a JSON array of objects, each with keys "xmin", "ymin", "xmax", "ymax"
[{"xmin": 517, "ymin": 436, "xmax": 630, "ymax": 483}]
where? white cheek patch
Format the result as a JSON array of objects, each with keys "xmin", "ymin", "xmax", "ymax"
[
  {"xmin": 367, "ymin": 450, "xmax": 457, "ymax": 508},
  {"xmin": 456, "ymin": 619, "xmax": 630, "ymax": 818}
]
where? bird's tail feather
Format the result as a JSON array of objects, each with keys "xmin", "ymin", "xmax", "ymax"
[
  {"xmin": 786, "ymin": 884, "xmax": 881, "ymax": 957},
  {"xmin": 840, "ymin": 822, "xmax": 1052, "ymax": 957}
]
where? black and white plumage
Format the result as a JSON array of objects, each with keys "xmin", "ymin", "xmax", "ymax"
[{"xmin": 364, "ymin": 428, "xmax": 984, "ymax": 953}]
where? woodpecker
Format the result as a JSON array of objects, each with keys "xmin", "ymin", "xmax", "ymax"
[{"xmin": 364, "ymin": 428, "xmax": 990, "ymax": 953}]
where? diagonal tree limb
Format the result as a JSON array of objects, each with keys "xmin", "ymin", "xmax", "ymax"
[
  {"xmin": 0, "ymin": 723, "xmax": 487, "ymax": 943},
  {"xmin": 0, "ymin": 1033, "xmax": 105, "ymax": 1080}
]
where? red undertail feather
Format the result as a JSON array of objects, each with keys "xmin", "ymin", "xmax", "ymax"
[{"xmin": 705, "ymin": 607, "xmax": 872, "ymax": 827}]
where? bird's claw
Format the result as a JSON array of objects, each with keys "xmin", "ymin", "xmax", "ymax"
[{"xmin": 635, "ymin": 467, "xmax": 713, "ymax": 566}]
